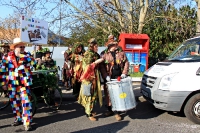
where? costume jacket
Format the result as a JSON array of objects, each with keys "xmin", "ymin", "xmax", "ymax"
[
  {"xmin": 0, "ymin": 51, "xmax": 36, "ymax": 86},
  {"xmin": 100, "ymin": 47, "xmax": 129, "ymax": 79}
]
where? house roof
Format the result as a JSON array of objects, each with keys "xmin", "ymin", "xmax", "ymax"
[{"xmin": 0, "ymin": 28, "xmax": 68, "ymax": 45}]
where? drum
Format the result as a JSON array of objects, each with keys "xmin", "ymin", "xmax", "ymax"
[{"xmin": 106, "ymin": 77, "xmax": 137, "ymax": 111}]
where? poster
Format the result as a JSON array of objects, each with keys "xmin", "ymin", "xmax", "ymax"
[{"xmin": 20, "ymin": 16, "xmax": 48, "ymax": 45}]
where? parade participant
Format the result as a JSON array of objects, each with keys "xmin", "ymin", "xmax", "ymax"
[
  {"xmin": 40, "ymin": 48, "xmax": 57, "ymax": 70},
  {"xmin": 100, "ymin": 34, "xmax": 119, "ymax": 116},
  {"xmin": 64, "ymin": 44, "xmax": 73, "ymax": 61},
  {"xmin": 100, "ymin": 34, "xmax": 116, "ymax": 59},
  {"xmin": 105, "ymin": 35, "xmax": 115, "ymax": 47},
  {"xmin": 71, "ymin": 43, "xmax": 85, "ymax": 98},
  {"xmin": 0, "ymin": 43, "xmax": 10, "ymax": 61},
  {"xmin": 100, "ymin": 41, "xmax": 129, "ymax": 121},
  {"xmin": 62, "ymin": 44, "xmax": 73, "ymax": 90},
  {"xmin": 78, "ymin": 38, "xmax": 103, "ymax": 121},
  {"xmin": 31, "ymin": 45, "xmax": 44, "ymax": 59},
  {"xmin": 0, "ymin": 38, "xmax": 36, "ymax": 131},
  {"xmin": 30, "ymin": 45, "xmax": 43, "ymax": 70}
]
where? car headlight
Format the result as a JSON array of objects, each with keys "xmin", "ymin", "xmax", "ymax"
[{"xmin": 158, "ymin": 73, "xmax": 178, "ymax": 90}]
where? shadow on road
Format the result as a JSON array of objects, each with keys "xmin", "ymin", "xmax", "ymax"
[
  {"xmin": 0, "ymin": 109, "xmax": 13, "ymax": 120},
  {"xmin": 71, "ymin": 121, "xmax": 129, "ymax": 133},
  {"xmin": 32, "ymin": 101, "xmax": 86, "ymax": 129},
  {"xmin": 167, "ymin": 111, "xmax": 185, "ymax": 117},
  {"xmin": 126, "ymin": 100, "xmax": 165, "ymax": 120}
]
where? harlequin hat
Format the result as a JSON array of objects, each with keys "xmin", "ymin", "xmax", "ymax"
[{"xmin": 10, "ymin": 38, "xmax": 26, "ymax": 49}]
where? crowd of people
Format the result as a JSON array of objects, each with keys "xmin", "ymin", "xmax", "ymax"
[
  {"xmin": 0, "ymin": 35, "xmax": 130, "ymax": 131},
  {"xmin": 62, "ymin": 35, "xmax": 129, "ymax": 121}
]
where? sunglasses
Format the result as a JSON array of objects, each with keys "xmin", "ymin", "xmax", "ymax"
[{"xmin": 19, "ymin": 46, "xmax": 25, "ymax": 48}]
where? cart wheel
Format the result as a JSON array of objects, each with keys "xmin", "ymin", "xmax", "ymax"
[
  {"xmin": 30, "ymin": 90, "xmax": 37, "ymax": 116},
  {"xmin": 44, "ymin": 88, "xmax": 62, "ymax": 110},
  {"xmin": 0, "ymin": 87, "xmax": 10, "ymax": 110}
]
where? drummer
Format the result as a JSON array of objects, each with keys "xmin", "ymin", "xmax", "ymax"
[{"xmin": 100, "ymin": 40, "xmax": 129, "ymax": 121}]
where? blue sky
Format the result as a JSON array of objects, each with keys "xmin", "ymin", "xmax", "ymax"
[{"xmin": 0, "ymin": 6, "xmax": 14, "ymax": 18}]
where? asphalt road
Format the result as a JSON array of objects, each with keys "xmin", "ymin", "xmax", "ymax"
[{"xmin": 0, "ymin": 83, "xmax": 200, "ymax": 133}]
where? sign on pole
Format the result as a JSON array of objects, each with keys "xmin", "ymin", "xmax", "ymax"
[{"xmin": 20, "ymin": 16, "xmax": 48, "ymax": 45}]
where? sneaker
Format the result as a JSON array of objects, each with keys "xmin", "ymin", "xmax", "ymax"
[
  {"xmin": 115, "ymin": 114, "xmax": 122, "ymax": 121},
  {"xmin": 89, "ymin": 116, "xmax": 97, "ymax": 121},
  {"xmin": 104, "ymin": 111, "xmax": 114, "ymax": 117},
  {"xmin": 24, "ymin": 125, "xmax": 32, "ymax": 131},
  {"xmin": 11, "ymin": 121, "xmax": 23, "ymax": 126}
]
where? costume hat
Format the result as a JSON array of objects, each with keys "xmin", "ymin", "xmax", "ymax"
[{"xmin": 10, "ymin": 38, "xmax": 26, "ymax": 49}]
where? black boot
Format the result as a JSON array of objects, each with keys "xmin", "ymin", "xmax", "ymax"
[
  {"xmin": 11, "ymin": 119, "xmax": 23, "ymax": 126},
  {"xmin": 104, "ymin": 106, "xmax": 114, "ymax": 117}
]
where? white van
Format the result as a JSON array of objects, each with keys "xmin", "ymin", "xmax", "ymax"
[{"xmin": 141, "ymin": 36, "xmax": 200, "ymax": 124}]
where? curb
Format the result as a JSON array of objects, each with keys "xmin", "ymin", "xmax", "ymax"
[{"xmin": 131, "ymin": 77, "xmax": 142, "ymax": 82}]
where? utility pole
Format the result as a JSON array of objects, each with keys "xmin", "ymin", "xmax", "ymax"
[{"xmin": 58, "ymin": 0, "xmax": 62, "ymax": 47}]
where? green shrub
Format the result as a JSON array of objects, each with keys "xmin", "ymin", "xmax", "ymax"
[{"xmin": 129, "ymin": 72, "xmax": 144, "ymax": 77}]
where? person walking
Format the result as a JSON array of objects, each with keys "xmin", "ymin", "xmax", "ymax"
[
  {"xmin": 62, "ymin": 44, "xmax": 73, "ymax": 90},
  {"xmin": 78, "ymin": 38, "xmax": 103, "ymax": 121},
  {"xmin": 71, "ymin": 43, "xmax": 85, "ymax": 98},
  {"xmin": 0, "ymin": 38, "xmax": 36, "ymax": 131},
  {"xmin": 100, "ymin": 40, "xmax": 129, "ymax": 121}
]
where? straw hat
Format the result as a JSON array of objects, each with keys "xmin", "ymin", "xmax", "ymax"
[{"xmin": 10, "ymin": 38, "xmax": 26, "ymax": 49}]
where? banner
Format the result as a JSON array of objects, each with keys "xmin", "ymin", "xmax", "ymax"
[{"xmin": 20, "ymin": 16, "xmax": 48, "ymax": 44}]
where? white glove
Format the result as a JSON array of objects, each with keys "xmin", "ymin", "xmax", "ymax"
[
  {"xmin": 121, "ymin": 74, "xmax": 126, "ymax": 79},
  {"xmin": 106, "ymin": 76, "xmax": 111, "ymax": 82}
]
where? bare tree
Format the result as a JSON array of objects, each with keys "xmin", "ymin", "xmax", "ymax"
[
  {"xmin": 61, "ymin": 0, "xmax": 168, "ymax": 34},
  {"xmin": 0, "ymin": 16, "xmax": 20, "ymax": 42},
  {"xmin": 0, "ymin": 0, "xmax": 196, "ymax": 37}
]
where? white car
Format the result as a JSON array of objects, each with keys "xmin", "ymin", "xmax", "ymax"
[{"xmin": 141, "ymin": 36, "xmax": 200, "ymax": 124}]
